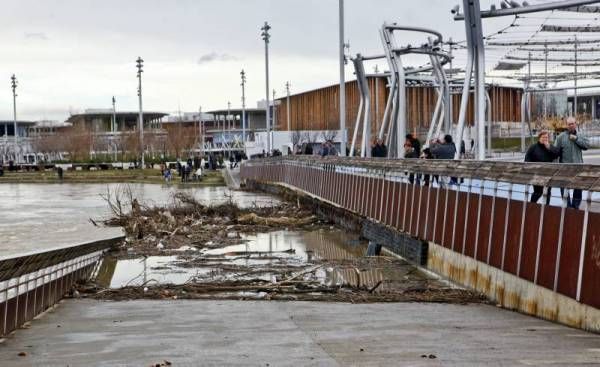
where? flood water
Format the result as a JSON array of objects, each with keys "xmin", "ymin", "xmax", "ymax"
[
  {"xmin": 101, "ymin": 230, "xmax": 369, "ymax": 288},
  {"xmin": 0, "ymin": 183, "xmax": 280, "ymax": 257},
  {"xmin": 96, "ymin": 229, "xmax": 435, "ymax": 296}
]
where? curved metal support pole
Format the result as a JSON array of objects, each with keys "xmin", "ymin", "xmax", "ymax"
[
  {"xmin": 435, "ymin": 109, "xmax": 445, "ymax": 139},
  {"xmin": 379, "ymin": 28, "xmax": 397, "ymax": 143},
  {"xmin": 433, "ymin": 50, "xmax": 451, "ymax": 134},
  {"xmin": 361, "ymin": 92, "xmax": 371, "ymax": 157},
  {"xmin": 486, "ymin": 89, "xmax": 492, "ymax": 157},
  {"xmin": 454, "ymin": 51, "xmax": 474, "ymax": 159},
  {"xmin": 354, "ymin": 55, "xmax": 371, "ymax": 157},
  {"xmin": 425, "ymin": 48, "xmax": 444, "ymax": 147},
  {"xmin": 378, "ymin": 79, "xmax": 395, "ymax": 140},
  {"xmin": 426, "ymin": 89, "xmax": 443, "ymax": 148},
  {"xmin": 384, "ymin": 25, "xmax": 443, "ymax": 45},
  {"xmin": 521, "ymin": 91, "xmax": 527, "ymax": 153},
  {"xmin": 350, "ymin": 98, "xmax": 363, "ymax": 157}
]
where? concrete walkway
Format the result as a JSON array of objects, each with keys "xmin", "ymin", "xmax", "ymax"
[{"xmin": 1, "ymin": 300, "xmax": 599, "ymax": 366}]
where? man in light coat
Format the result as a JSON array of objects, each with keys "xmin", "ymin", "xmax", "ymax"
[{"xmin": 554, "ymin": 117, "xmax": 590, "ymax": 209}]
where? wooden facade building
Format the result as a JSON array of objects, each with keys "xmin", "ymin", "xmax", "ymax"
[{"xmin": 275, "ymin": 77, "xmax": 523, "ymax": 140}]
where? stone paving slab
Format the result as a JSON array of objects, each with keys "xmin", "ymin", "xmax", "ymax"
[{"xmin": 1, "ymin": 300, "xmax": 599, "ymax": 366}]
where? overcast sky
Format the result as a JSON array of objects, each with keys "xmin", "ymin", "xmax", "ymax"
[{"xmin": 0, "ymin": 0, "xmax": 507, "ymax": 121}]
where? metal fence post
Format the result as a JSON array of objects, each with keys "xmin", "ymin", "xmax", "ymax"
[
  {"xmin": 441, "ymin": 181, "xmax": 451, "ymax": 246},
  {"xmin": 553, "ymin": 186, "xmax": 569, "ymax": 291},
  {"xmin": 409, "ymin": 174, "xmax": 417, "ymax": 233},
  {"xmin": 516, "ymin": 184, "xmax": 529, "ymax": 277},
  {"xmin": 576, "ymin": 190, "xmax": 592, "ymax": 302},
  {"xmin": 451, "ymin": 180, "xmax": 461, "ymax": 251},
  {"xmin": 474, "ymin": 180, "xmax": 485, "ymax": 260},
  {"xmin": 423, "ymin": 175, "xmax": 433, "ymax": 239},
  {"xmin": 501, "ymin": 183, "xmax": 513, "ymax": 270},
  {"xmin": 461, "ymin": 178, "xmax": 473, "ymax": 254},
  {"xmin": 534, "ymin": 186, "xmax": 549, "ymax": 285},
  {"xmin": 487, "ymin": 181, "xmax": 499, "ymax": 265}
]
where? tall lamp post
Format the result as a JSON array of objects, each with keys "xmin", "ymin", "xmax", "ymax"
[
  {"xmin": 136, "ymin": 57, "xmax": 145, "ymax": 168},
  {"xmin": 338, "ymin": 0, "xmax": 346, "ymax": 156},
  {"xmin": 241, "ymin": 69, "xmax": 247, "ymax": 144},
  {"xmin": 198, "ymin": 106, "xmax": 202, "ymax": 151},
  {"xmin": 11, "ymin": 74, "xmax": 18, "ymax": 160},
  {"xmin": 261, "ymin": 21, "xmax": 271, "ymax": 154},
  {"xmin": 112, "ymin": 96, "xmax": 117, "ymax": 132},
  {"xmin": 272, "ymin": 89, "xmax": 277, "ymax": 132}
]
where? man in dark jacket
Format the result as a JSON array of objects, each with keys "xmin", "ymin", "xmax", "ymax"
[
  {"xmin": 525, "ymin": 130, "xmax": 560, "ymax": 204},
  {"xmin": 430, "ymin": 135, "xmax": 456, "ymax": 160},
  {"xmin": 371, "ymin": 138, "xmax": 388, "ymax": 158},
  {"xmin": 430, "ymin": 135, "xmax": 457, "ymax": 185}
]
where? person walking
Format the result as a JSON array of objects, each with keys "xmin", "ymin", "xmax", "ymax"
[
  {"xmin": 525, "ymin": 130, "xmax": 559, "ymax": 204},
  {"xmin": 554, "ymin": 117, "xmax": 590, "ymax": 209},
  {"xmin": 404, "ymin": 140, "xmax": 419, "ymax": 184},
  {"xmin": 421, "ymin": 147, "xmax": 435, "ymax": 186}
]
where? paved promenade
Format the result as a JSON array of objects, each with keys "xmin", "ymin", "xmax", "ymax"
[{"xmin": 1, "ymin": 299, "xmax": 599, "ymax": 366}]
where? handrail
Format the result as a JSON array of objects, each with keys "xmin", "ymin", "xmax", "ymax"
[
  {"xmin": 0, "ymin": 236, "xmax": 122, "ymax": 336},
  {"xmin": 243, "ymin": 156, "xmax": 600, "ymax": 191}
]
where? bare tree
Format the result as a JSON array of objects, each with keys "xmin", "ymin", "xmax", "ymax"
[
  {"xmin": 306, "ymin": 131, "xmax": 319, "ymax": 144},
  {"xmin": 291, "ymin": 130, "xmax": 304, "ymax": 151},
  {"xmin": 321, "ymin": 130, "xmax": 338, "ymax": 141},
  {"xmin": 63, "ymin": 124, "xmax": 93, "ymax": 161},
  {"xmin": 166, "ymin": 124, "xmax": 196, "ymax": 159}
]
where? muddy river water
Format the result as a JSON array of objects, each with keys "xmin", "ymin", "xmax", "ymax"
[{"xmin": 0, "ymin": 183, "xmax": 280, "ymax": 257}]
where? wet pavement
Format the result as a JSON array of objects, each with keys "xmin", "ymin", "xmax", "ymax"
[
  {"xmin": 0, "ymin": 183, "xmax": 279, "ymax": 257},
  {"xmin": 2, "ymin": 299, "xmax": 599, "ymax": 366}
]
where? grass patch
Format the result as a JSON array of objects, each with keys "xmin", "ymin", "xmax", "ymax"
[{"xmin": 491, "ymin": 137, "xmax": 535, "ymax": 151}]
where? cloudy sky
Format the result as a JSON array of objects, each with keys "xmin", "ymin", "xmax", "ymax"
[{"xmin": 0, "ymin": 0, "xmax": 507, "ymax": 121}]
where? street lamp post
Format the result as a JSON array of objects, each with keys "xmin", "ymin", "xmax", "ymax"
[
  {"xmin": 285, "ymin": 81, "xmax": 291, "ymax": 131},
  {"xmin": 198, "ymin": 106, "xmax": 202, "ymax": 152},
  {"xmin": 241, "ymin": 70, "xmax": 247, "ymax": 144},
  {"xmin": 339, "ymin": 0, "xmax": 346, "ymax": 156},
  {"xmin": 112, "ymin": 96, "xmax": 117, "ymax": 132},
  {"xmin": 272, "ymin": 89, "xmax": 277, "ymax": 132},
  {"xmin": 11, "ymin": 74, "xmax": 18, "ymax": 161},
  {"xmin": 261, "ymin": 21, "xmax": 272, "ymax": 154},
  {"xmin": 136, "ymin": 57, "xmax": 145, "ymax": 169}
]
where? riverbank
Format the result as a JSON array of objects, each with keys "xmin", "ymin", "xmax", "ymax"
[
  {"xmin": 0, "ymin": 169, "xmax": 225, "ymax": 185},
  {"xmin": 75, "ymin": 189, "xmax": 486, "ymax": 304}
]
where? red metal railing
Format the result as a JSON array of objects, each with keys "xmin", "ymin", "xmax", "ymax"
[
  {"xmin": 0, "ymin": 238, "xmax": 120, "ymax": 337},
  {"xmin": 241, "ymin": 157, "xmax": 600, "ymax": 310}
]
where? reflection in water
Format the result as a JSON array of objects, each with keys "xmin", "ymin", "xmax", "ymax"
[{"xmin": 99, "ymin": 229, "xmax": 432, "ymax": 294}]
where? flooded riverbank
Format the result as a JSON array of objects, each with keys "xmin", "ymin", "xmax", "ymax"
[
  {"xmin": 0, "ymin": 183, "xmax": 279, "ymax": 257},
  {"xmin": 78, "ymin": 190, "xmax": 485, "ymax": 304},
  {"xmin": 87, "ymin": 228, "xmax": 484, "ymax": 303}
]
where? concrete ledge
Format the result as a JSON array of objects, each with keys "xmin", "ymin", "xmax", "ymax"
[
  {"xmin": 428, "ymin": 242, "xmax": 600, "ymax": 333},
  {"xmin": 362, "ymin": 221, "xmax": 428, "ymax": 265}
]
